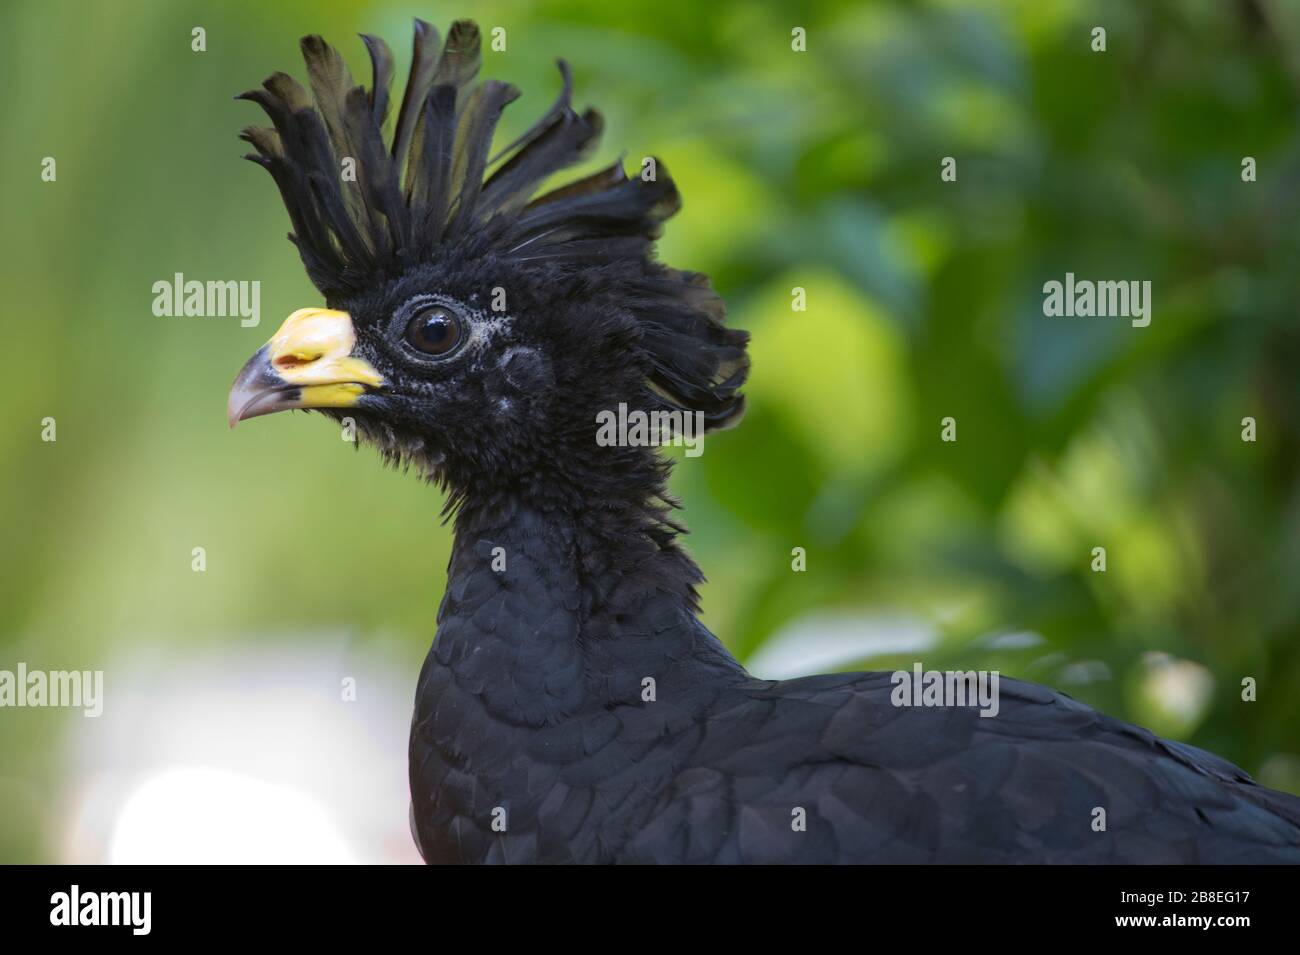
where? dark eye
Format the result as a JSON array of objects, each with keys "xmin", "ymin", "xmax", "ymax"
[{"xmin": 404, "ymin": 306, "xmax": 463, "ymax": 357}]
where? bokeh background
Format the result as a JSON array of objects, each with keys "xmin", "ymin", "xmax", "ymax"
[{"xmin": 2, "ymin": 0, "xmax": 1299, "ymax": 863}]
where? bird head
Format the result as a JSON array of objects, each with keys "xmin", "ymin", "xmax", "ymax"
[{"xmin": 228, "ymin": 19, "xmax": 748, "ymax": 506}]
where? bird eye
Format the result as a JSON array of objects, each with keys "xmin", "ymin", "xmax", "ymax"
[{"xmin": 404, "ymin": 306, "xmax": 463, "ymax": 357}]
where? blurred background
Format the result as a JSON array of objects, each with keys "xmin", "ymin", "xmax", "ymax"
[{"xmin": 2, "ymin": 0, "xmax": 1299, "ymax": 863}]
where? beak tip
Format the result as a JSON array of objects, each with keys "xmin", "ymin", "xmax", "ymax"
[{"xmin": 227, "ymin": 393, "xmax": 249, "ymax": 429}]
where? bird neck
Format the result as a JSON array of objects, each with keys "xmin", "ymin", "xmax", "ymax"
[{"xmin": 435, "ymin": 490, "xmax": 745, "ymax": 719}]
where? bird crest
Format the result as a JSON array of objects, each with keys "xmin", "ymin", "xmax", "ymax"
[{"xmin": 238, "ymin": 18, "xmax": 748, "ymax": 431}]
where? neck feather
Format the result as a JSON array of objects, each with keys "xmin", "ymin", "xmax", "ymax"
[{"xmin": 433, "ymin": 485, "xmax": 744, "ymax": 722}]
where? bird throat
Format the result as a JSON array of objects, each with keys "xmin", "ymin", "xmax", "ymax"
[{"xmin": 428, "ymin": 493, "xmax": 738, "ymax": 720}]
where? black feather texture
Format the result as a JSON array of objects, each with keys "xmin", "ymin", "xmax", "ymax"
[{"xmin": 238, "ymin": 17, "xmax": 748, "ymax": 432}]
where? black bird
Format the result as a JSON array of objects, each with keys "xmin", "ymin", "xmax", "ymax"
[{"xmin": 228, "ymin": 19, "xmax": 1300, "ymax": 863}]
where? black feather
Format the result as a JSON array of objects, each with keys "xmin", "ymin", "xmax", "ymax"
[
  {"xmin": 359, "ymin": 33, "xmax": 393, "ymax": 126},
  {"xmin": 391, "ymin": 19, "xmax": 440, "ymax": 178},
  {"xmin": 238, "ymin": 18, "xmax": 749, "ymax": 430}
]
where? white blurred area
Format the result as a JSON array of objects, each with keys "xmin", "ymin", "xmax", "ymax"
[
  {"xmin": 60, "ymin": 639, "xmax": 423, "ymax": 864},
  {"xmin": 745, "ymin": 610, "xmax": 936, "ymax": 679}
]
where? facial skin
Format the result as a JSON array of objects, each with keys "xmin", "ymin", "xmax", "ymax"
[
  {"xmin": 234, "ymin": 279, "xmax": 521, "ymax": 445},
  {"xmin": 227, "ymin": 255, "xmax": 648, "ymax": 499}
]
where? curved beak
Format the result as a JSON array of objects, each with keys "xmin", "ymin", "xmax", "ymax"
[{"xmin": 227, "ymin": 308, "xmax": 384, "ymax": 428}]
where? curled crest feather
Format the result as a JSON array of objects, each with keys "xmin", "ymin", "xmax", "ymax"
[{"xmin": 237, "ymin": 18, "xmax": 748, "ymax": 432}]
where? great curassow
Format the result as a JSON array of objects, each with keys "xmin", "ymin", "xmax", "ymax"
[{"xmin": 227, "ymin": 18, "xmax": 1300, "ymax": 863}]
